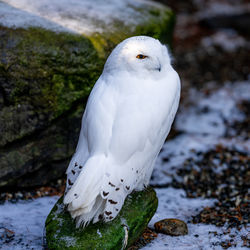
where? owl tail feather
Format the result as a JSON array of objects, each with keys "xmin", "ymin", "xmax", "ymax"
[{"xmin": 63, "ymin": 155, "xmax": 106, "ymax": 227}]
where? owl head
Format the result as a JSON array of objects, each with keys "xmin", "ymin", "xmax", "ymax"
[{"xmin": 104, "ymin": 36, "xmax": 172, "ymax": 75}]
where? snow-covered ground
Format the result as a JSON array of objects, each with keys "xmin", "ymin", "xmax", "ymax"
[
  {"xmin": 0, "ymin": 81, "xmax": 249, "ymax": 249},
  {"xmin": 0, "ymin": 188, "xmax": 247, "ymax": 250},
  {"xmin": 0, "ymin": 196, "xmax": 58, "ymax": 249},
  {"xmin": 144, "ymin": 188, "xmax": 249, "ymax": 250}
]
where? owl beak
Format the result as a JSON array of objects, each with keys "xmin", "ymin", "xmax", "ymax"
[
  {"xmin": 154, "ymin": 66, "xmax": 161, "ymax": 72},
  {"xmin": 156, "ymin": 64, "xmax": 161, "ymax": 72},
  {"xmin": 156, "ymin": 59, "xmax": 161, "ymax": 72}
]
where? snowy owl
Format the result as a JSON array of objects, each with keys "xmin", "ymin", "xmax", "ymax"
[{"xmin": 63, "ymin": 36, "xmax": 181, "ymax": 227}]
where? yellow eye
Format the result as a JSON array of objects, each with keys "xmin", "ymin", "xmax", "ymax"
[{"xmin": 136, "ymin": 54, "xmax": 147, "ymax": 59}]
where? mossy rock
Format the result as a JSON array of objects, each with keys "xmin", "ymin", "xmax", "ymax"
[
  {"xmin": 0, "ymin": 0, "xmax": 175, "ymax": 187},
  {"xmin": 45, "ymin": 187, "xmax": 158, "ymax": 250}
]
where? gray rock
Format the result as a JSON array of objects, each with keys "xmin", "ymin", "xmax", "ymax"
[{"xmin": 0, "ymin": 0, "xmax": 175, "ymax": 187}]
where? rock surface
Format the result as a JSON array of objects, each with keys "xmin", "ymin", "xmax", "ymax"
[
  {"xmin": 0, "ymin": 0, "xmax": 175, "ymax": 188},
  {"xmin": 45, "ymin": 187, "xmax": 158, "ymax": 250},
  {"xmin": 154, "ymin": 218, "xmax": 188, "ymax": 236}
]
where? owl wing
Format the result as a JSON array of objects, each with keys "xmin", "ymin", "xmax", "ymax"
[
  {"xmin": 64, "ymin": 76, "xmax": 125, "ymax": 225},
  {"xmin": 65, "ymin": 76, "xmax": 116, "ymax": 192}
]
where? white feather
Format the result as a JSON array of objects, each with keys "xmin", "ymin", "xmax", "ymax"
[{"xmin": 63, "ymin": 36, "xmax": 181, "ymax": 227}]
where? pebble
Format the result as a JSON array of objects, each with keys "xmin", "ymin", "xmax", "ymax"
[
  {"xmin": 0, "ymin": 227, "xmax": 15, "ymax": 244},
  {"xmin": 154, "ymin": 218, "xmax": 188, "ymax": 236}
]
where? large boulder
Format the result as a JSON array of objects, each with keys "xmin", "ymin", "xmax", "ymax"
[
  {"xmin": 0, "ymin": 0, "xmax": 175, "ymax": 187},
  {"xmin": 45, "ymin": 187, "xmax": 158, "ymax": 249}
]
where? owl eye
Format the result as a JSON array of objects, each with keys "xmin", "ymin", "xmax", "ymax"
[{"xmin": 136, "ymin": 54, "xmax": 148, "ymax": 59}]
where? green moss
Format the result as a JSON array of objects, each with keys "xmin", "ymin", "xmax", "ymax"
[
  {"xmin": 0, "ymin": 26, "xmax": 103, "ymax": 146},
  {"xmin": 135, "ymin": 9, "xmax": 175, "ymax": 46},
  {"xmin": 1, "ymin": 26, "xmax": 103, "ymax": 117},
  {"xmin": 45, "ymin": 187, "xmax": 158, "ymax": 250}
]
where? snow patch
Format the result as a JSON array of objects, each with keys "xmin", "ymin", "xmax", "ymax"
[
  {"xmin": 97, "ymin": 229, "xmax": 102, "ymax": 238},
  {"xmin": 195, "ymin": 0, "xmax": 250, "ymax": 18},
  {"xmin": 0, "ymin": 0, "xmax": 162, "ymax": 34},
  {"xmin": 0, "ymin": 196, "xmax": 58, "ymax": 249},
  {"xmin": 176, "ymin": 82, "xmax": 249, "ymax": 135},
  {"xmin": 61, "ymin": 235, "xmax": 76, "ymax": 247},
  {"xmin": 202, "ymin": 30, "xmax": 250, "ymax": 52}
]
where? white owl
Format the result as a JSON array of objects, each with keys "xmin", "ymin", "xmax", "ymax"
[{"xmin": 63, "ymin": 36, "xmax": 181, "ymax": 227}]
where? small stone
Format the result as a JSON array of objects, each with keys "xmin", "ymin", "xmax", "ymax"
[
  {"xmin": 0, "ymin": 227, "xmax": 15, "ymax": 240},
  {"xmin": 6, "ymin": 193, "xmax": 13, "ymax": 199},
  {"xmin": 5, "ymin": 228, "xmax": 15, "ymax": 238},
  {"xmin": 154, "ymin": 218, "xmax": 188, "ymax": 236}
]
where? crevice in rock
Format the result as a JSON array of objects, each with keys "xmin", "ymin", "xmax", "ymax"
[
  {"xmin": 0, "ymin": 96, "xmax": 87, "ymax": 152},
  {"xmin": 0, "ymin": 157, "xmax": 70, "ymax": 191}
]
